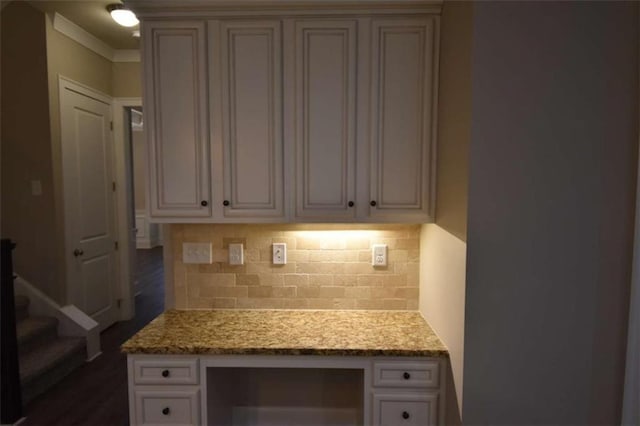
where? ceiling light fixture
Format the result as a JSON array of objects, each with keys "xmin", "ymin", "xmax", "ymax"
[{"xmin": 107, "ymin": 4, "xmax": 139, "ymax": 28}]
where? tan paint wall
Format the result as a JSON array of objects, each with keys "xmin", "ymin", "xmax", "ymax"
[
  {"xmin": 44, "ymin": 12, "xmax": 115, "ymax": 303},
  {"xmin": 2, "ymin": 5, "xmax": 141, "ymax": 303},
  {"xmin": 420, "ymin": 224, "xmax": 466, "ymax": 424},
  {"xmin": 0, "ymin": 2, "xmax": 61, "ymax": 301},
  {"xmin": 435, "ymin": 1, "xmax": 472, "ymax": 241},
  {"xmin": 172, "ymin": 224, "xmax": 421, "ymax": 310},
  {"xmin": 112, "ymin": 62, "xmax": 142, "ymax": 98},
  {"xmin": 132, "ymin": 127, "xmax": 147, "ymax": 210}
]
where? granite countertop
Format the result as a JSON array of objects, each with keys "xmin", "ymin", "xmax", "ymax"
[{"xmin": 121, "ymin": 309, "xmax": 448, "ymax": 357}]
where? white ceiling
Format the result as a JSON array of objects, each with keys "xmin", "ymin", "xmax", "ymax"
[{"xmin": 27, "ymin": 0, "xmax": 140, "ymax": 50}]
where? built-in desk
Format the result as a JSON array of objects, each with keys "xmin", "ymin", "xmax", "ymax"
[{"xmin": 122, "ymin": 310, "xmax": 448, "ymax": 426}]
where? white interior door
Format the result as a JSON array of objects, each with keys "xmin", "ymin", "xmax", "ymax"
[{"xmin": 60, "ymin": 77, "xmax": 119, "ymax": 332}]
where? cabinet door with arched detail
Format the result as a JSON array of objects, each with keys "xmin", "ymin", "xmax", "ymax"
[
  {"xmin": 368, "ymin": 17, "xmax": 438, "ymax": 223},
  {"xmin": 144, "ymin": 21, "xmax": 212, "ymax": 219}
]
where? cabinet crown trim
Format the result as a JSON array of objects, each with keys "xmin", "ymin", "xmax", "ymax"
[{"xmin": 127, "ymin": 0, "xmax": 442, "ymax": 17}]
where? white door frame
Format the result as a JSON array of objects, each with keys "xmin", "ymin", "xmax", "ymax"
[
  {"xmin": 112, "ymin": 97, "xmax": 142, "ymax": 321},
  {"xmin": 59, "ymin": 76, "xmax": 119, "ymax": 326}
]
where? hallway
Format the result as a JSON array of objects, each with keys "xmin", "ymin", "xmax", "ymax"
[{"xmin": 22, "ymin": 247, "xmax": 164, "ymax": 426}]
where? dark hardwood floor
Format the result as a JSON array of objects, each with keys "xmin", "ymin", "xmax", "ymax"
[{"xmin": 22, "ymin": 247, "xmax": 165, "ymax": 426}]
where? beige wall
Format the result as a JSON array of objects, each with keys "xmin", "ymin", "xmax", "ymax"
[
  {"xmin": 132, "ymin": 127, "xmax": 147, "ymax": 210},
  {"xmin": 112, "ymin": 62, "xmax": 142, "ymax": 98},
  {"xmin": 0, "ymin": 2, "xmax": 61, "ymax": 301},
  {"xmin": 435, "ymin": 1, "xmax": 472, "ymax": 242},
  {"xmin": 2, "ymin": 5, "xmax": 141, "ymax": 303},
  {"xmin": 172, "ymin": 224, "xmax": 420, "ymax": 310},
  {"xmin": 419, "ymin": 224, "xmax": 466, "ymax": 424},
  {"xmin": 45, "ymin": 12, "xmax": 115, "ymax": 303}
]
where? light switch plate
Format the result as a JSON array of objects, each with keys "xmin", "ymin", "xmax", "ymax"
[
  {"xmin": 371, "ymin": 244, "xmax": 387, "ymax": 266},
  {"xmin": 228, "ymin": 243, "xmax": 244, "ymax": 265},
  {"xmin": 183, "ymin": 242, "xmax": 212, "ymax": 264},
  {"xmin": 272, "ymin": 243, "xmax": 287, "ymax": 265}
]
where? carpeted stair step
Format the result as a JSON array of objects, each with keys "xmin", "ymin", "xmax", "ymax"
[
  {"xmin": 19, "ymin": 337, "xmax": 85, "ymax": 404},
  {"xmin": 17, "ymin": 316, "xmax": 59, "ymax": 354},
  {"xmin": 15, "ymin": 294, "xmax": 29, "ymax": 322}
]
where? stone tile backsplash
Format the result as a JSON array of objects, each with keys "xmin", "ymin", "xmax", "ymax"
[{"xmin": 171, "ymin": 224, "xmax": 420, "ymax": 310}]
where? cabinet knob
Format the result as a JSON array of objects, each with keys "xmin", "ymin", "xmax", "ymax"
[
  {"xmin": 402, "ymin": 411, "xmax": 410, "ymax": 420},
  {"xmin": 370, "ymin": 200, "xmax": 377, "ymax": 207},
  {"xmin": 223, "ymin": 200, "xmax": 230, "ymax": 206},
  {"xmin": 162, "ymin": 407, "xmax": 170, "ymax": 416},
  {"xmin": 162, "ymin": 369, "xmax": 170, "ymax": 378},
  {"xmin": 73, "ymin": 248, "xmax": 84, "ymax": 257},
  {"xmin": 201, "ymin": 200, "xmax": 208, "ymax": 207},
  {"xmin": 348, "ymin": 201, "xmax": 354, "ymax": 207},
  {"xmin": 403, "ymin": 372, "xmax": 411, "ymax": 380}
]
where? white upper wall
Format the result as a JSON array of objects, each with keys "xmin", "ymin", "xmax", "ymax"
[{"xmin": 464, "ymin": 2, "xmax": 638, "ymax": 424}]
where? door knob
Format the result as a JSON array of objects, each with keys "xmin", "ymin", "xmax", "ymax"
[{"xmin": 73, "ymin": 249, "xmax": 84, "ymax": 257}]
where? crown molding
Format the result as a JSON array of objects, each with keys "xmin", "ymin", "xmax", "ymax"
[
  {"xmin": 113, "ymin": 50, "xmax": 141, "ymax": 62},
  {"xmin": 52, "ymin": 13, "xmax": 140, "ymax": 63},
  {"xmin": 125, "ymin": 0, "xmax": 443, "ymax": 17}
]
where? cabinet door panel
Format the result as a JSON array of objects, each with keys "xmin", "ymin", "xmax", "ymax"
[
  {"xmin": 369, "ymin": 18, "xmax": 437, "ymax": 221},
  {"xmin": 294, "ymin": 20, "xmax": 357, "ymax": 219},
  {"xmin": 145, "ymin": 22, "xmax": 211, "ymax": 218},
  {"xmin": 220, "ymin": 21, "xmax": 284, "ymax": 218}
]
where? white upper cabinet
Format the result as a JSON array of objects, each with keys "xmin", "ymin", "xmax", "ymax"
[
  {"xmin": 293, "ymin": 20, "xmax": 357, "ymax": 220},
  {"xmin": 138, "ymin": 3, "xmax": 440, "ymax": 223},
  {"xmin": 213, "ymin": 20, "xmax": 285, "ymax": 220},
  {"xmin": 144, "ymin": 21, "xmax": 211, "ymax": 218},
  {"xmin": 368, "ymin": 18, "xmax": 438, "ymax": 222}
]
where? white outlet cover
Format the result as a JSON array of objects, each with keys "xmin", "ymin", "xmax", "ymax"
[
  {"xmin": 228, "ymin": 243, "xmax": 244, "ymax": 265},
  {"xmin": 272, "ymin": 243, "xmax": 287, "ymax": 265},
  {"xmin": 371, "ymin": 244, "xmax": 387, "ymax": 266},
  {"xmin": 183, "ymin": 242, "xmax": 212, "ymax": 264}
]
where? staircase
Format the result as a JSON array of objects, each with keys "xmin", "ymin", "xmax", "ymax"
[{"xmin": 15, "ymin": 294, "xmax": 86, "ymax": 404}]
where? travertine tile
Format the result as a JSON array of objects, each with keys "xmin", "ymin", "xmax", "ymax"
[
  {"xmin": 236, "ymin": 274, "xmax": 259, "ymax": 286},
  {"xmin": 209, "ymin": 298, "xmax": 237, "ymax": 309},
  {"xmin": 318, "ymin": 286, "xmax": 345, "ymax": 298},
  {"xmin": 172, "ymin": 224, "xmax": 420, "ymax": 311},
  {"xmin": 248, "ymin": 286, "xmax": 273, "ymax": 298},
  {"xmin": 308, "ymin": 275, "xmax": 334, "ymax": 287},
  {"xmin": 272, "ymin": 286, "xmax": 296, "ymax": 297},
  {"xmin": 200, "ymin": 285, "xmax": 247, "ymax": 298},
  {"xmin": 284, "ymin": 274, "xmax": 309, "ymax": 287},
  {"xmin": 258, "ymin": 273, "xmax": 285, "ymax": 287},
  {"xmin": 344, "ymin": 287, "xmax": 371, "ymax": 299}
]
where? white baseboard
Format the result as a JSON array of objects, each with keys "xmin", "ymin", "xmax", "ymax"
[{"xmin": 13, "ymin": 276, "xmax": 101, "ymax": 361}]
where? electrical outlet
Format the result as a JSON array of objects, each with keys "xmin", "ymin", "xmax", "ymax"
[
  {"xmin": 371, "ymin": 244, "xmax": 387, "ymax": 266},
  {"xmin": 228, "ymin": 243, "xmax": 244, "ymax": 265},
  {"xmin": 272, "ymin": 243, "xmax": 287, "ymax": 265},
  {"xmin": 183, "ymin": 242, "xmax": 212, "ymax": 264}
]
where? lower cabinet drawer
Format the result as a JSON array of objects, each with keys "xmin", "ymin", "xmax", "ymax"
[
  {"xmin": 135, "ymin": 389, "xmax": 200, "ymax": 425},
  {"xmin": 373, "ymin": 393, "xmax": 439, "ymax": 426},
  {"xmin": 133, "ymin": 357, "xmax": 199, "ymax": 385},
  {"xmin": 373, "ymin": 360, "xmax": 440, "ymax": 388}
]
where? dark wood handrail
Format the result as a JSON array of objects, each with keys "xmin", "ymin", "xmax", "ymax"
[{"xmin": 1, "ymin": 239, "xmax": 23, "ymax": 424}]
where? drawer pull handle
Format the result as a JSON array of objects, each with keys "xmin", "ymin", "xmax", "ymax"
[
  {"xmin": 402, "ymin": 411, "xmax": 410, "ymax": 420},
  {"xmin": 162, "ymin": 407, "xmax": 170, "ymax": 416},
  {"xmin": 403, "ymin": 372, "xmax": 411, "ymax": 380},
  {"xmin": 161, "ymin": 369, "xmax": 170, "ymax": 378}
]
